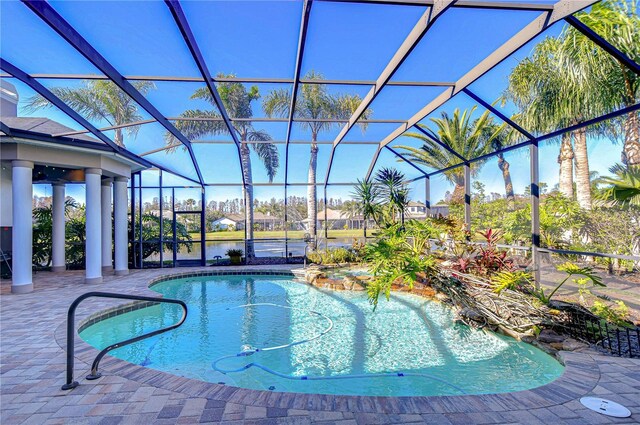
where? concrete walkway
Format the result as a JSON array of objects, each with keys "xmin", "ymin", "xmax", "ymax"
[{"xmin": 1, "ymin": 267, "xmax": 639, "ymax": 424}]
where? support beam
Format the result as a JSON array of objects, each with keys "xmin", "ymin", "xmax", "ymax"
[
  {"xmin": 530, "ymin": 141, "xmax": 541, "ymax": 288},
  {"xmin": 464, "ymin": 163, "xmax": 471, "ymax": 233},
  {"xmin": 11, "ymin": 160, "xmax": 34, "ymax": 294},
  {"xmin": 51, "ymin": 182, "xmax": 66, "ymax": 272},
  {"xmin": 114, "ymin": 177, "xmax": 129, "ymax": 276},
  {"xmin": 411, "ymin": 124, "xmax": 467, "ymax": 162},
  {"xmin": 385, "ymin": 146, "xmax": 429, "ymax": 177},
  {"xmin": 284, "ymin": 0, "xmax": 313, "ymax": 188},
  {"xmin": 165, "ymin": 0, "xmax": 245, "ymax": 186},
  {"xmin": 462, "ymin": 88, "xmax": 535, "ymax": 139},
  {"xmin": 85, "ymin": 168, "xmax": 102, "ymax": 284},
  {"xmin": 101, "ymin": 179, "xmax": 113, "ymax": 271},
  {"xmin": 425, "ymin": 176, "xmax": 431, "ymax": 215},
  {"xmin": 377, "ymin": 0, "xmax": 598, "ymax": 151},
  {"xmin": 0, "ymin": 59, "xmax": 153, "ymax": 168},
  {"xmin": 326, "ymin": 0, "xmax": 455, "ymax": 184},
  {"xmin": 24, "ymin": 0, "xmax": 205, "ymax": 185},
  {"xmin": 317, "ymin": 0, "xmax": 555, "ymax": 11}
]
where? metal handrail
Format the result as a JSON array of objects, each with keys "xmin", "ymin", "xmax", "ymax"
[{"xmin": 62, "ymin": 291, "xmax": 188, "ymax": 390}]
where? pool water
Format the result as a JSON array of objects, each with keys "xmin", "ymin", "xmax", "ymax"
[{"xmin": 80, "ymin": 275, "xmax": 563, "ymax": 397}]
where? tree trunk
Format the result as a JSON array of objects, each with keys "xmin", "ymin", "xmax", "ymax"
[
  {"xmin": 114, "ymin": 128, "xmax": 124, "ymax": 147},
  {"xmin": 497, "ymin": 153, "xmax": 514, "ymax": 203},
  {"xmin": 307, "ymin": 140, "xmax": 318, "ymax": 248},
  {"xmin": 240, "ymin": 143, "xmax": 255, "ymax": 259},
  {"xmin": 573, "ymin": 128, "xmax": 592, "ymax": 210},
  {"xmin": 558, "ymin": 133, "xmax": 574, "ymax": 199},
  {"xmin": 622, "ymin": 111, "xmax": 640, "ymax": 166},
  {"xmin": 451, "ymin": 183, "xmax": 465, "ymax": 204}
]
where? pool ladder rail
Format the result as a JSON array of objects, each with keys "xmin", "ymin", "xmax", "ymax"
[{"xmin": 62, "ymin": 291, "xmax": 188, "ymax": 390}]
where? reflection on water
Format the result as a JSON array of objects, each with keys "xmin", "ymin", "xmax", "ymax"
[{"xmin": 145, "ymin": 238, "xmax": 358, "ymax": 262}]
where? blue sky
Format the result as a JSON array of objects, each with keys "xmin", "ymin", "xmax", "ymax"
[{"xmin": 1, "ymin": 1, "xmax": 627, "ymax": 204}]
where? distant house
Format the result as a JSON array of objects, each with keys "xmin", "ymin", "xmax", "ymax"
[
  {"xmin": 211, "ymin": 212, "xmax": 282, "ymax": 231},
  {"xmin": 211, "ymin": 217, "xmax": 240, "ymax": 231},
  {"xmin": 406, "ymin": 201, "xmax": 449, "ymax": 219},
  {"xmin": 317, "ymin": 208, "xmax": 366, "ymax": 230}
]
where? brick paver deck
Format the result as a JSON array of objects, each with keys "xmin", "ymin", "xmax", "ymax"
[{"xmin": 1, "ymin": 267, "xmax": 639, "ymax": 424}]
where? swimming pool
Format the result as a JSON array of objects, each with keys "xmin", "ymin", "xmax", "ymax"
[{"xmin": 80, "ymin": 274, "xmax": 563, "ymax": 397}]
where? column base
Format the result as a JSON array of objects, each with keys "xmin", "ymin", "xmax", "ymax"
[
  {"xmin": 114, "ymin": 269, "xmax": 129, "ymax": 276},
  {"xmin": 51, "ymin": 265, "xmax": 66, "ymax": 272},
  {"xmin": 85, "ymin": 276, "xmax": 103, "ymax": 284},
  {"xmin": 102, "ymin": 266, "xmax": 113, "ymax": 272},
  {"xmin": 11, "ymin": 283, "xmax": 33, "ymax": 294}
]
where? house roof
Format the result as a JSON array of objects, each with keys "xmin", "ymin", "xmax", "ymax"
[{"xmin": 0, "ymin": 117, "xmax": 100, "ymax": 144}]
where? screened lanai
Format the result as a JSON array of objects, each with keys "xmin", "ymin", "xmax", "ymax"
[{"xmin": 1, "ymin": 0, "xmax": 639, "ymax": 288}]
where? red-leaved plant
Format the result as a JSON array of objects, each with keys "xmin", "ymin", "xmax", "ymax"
[{"xmin": 451, "ymin": 229, "xmax": 515, "ymax": 277}]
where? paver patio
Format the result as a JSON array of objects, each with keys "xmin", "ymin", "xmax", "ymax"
[{"xmin": 1, "ymin": 267, "xmax": 639, "ymax": 424}]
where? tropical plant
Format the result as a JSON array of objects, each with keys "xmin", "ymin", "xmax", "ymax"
[
  {"xmin": 535, "ymin": 262, "xmax": 604, "ymax": 304},
  {"xmin": 396, "ymin": 107, "xmax": 497, "ymax": 203},
  {"xmin": 491, "ymin": 270, "xmax": 533, "ymax": 294},
  {"xmin": 590, "ymin": 300, "xmax": 631, "ymax": 327},
  {"xmin": 338, "ymin": 200, "xmax": 360, "ymax": 230},
  {"xmin": 226, "ymin": 249, "xmax": 243, "ymax": 257},
  {"xmin": 365, "ymin": 225, "xmax": 438, "ymax": 307},
  {"xmin": 506, "ymin": 35, "xmax": 603, "ymax": 208},
  {"xmin": 25, "ymin": 80, "xmax": 155, "ymax": 147},
  {"xmin": 597, "ymin": 164, "xmax": 640, "ymax": 207},
  {"xmin": 374, "ymin": 168, "xmax": 410, "ymax": 226},
  {"xmin": 263, "ymin": 71, "xmax": 370, "ymax": 244},
  {"xmin": 133, "ymin": 214, "xmax": 192, "ymax": 265},
  {"xmin": 170, "ymin": 74, "xmax": 279, "ymax": 259},
  {"xmin": 451, "ymin": 229, "xmax": 515, "ymax": 277},
  {"xmin": 351, "ymin": 179, "xmax": 381, "ymax": 235},
  {"xmin": 32, "ymin": 199, "xmax": 78, "ymax": 267}
]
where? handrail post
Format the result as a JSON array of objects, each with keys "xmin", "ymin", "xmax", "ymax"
[
  {"xmin": 61, "ymin": 292, "xmax": 187, "ymax": 390},
  {"xmin": 62, "ymin": 300, "xmax": 79, "ymax": 390}
]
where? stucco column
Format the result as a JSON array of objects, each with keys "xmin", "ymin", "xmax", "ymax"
[
  {"xmin": 101, "ymin": 179, "xmax": 113, "ymax": 271},
  {"xmin": 51, "ymin": 182, "xmax": 66, "ymax": 272},
  {"xmin": 85, "ymin": 168, "xmax": 102, "ymax": 284},
  {"xmin": 113, "ymin": 177, "xmax": 129, "ymax": 276},
  {"xmin": 11, "ymin": 160, "xmax": 34, "ymax": 294}
]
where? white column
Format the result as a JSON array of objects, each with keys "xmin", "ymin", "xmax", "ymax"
[
  {"xmin": 11, "ymin": 160, "xmax": 34, "ymax": 294},
  {"xmin": 85, "ymin": 168, "xmax": 102, "ymax": 284},
  {"xmin": 51, "ymin": 182, "xmax": 66, "ymax": 272},
  {"xmin": 113, "ymin": 177, "xmax": 129, "ymax": 276},
  {"xmin": 101, "ymin": 179, "xmax": 113, "ymax": 272}
]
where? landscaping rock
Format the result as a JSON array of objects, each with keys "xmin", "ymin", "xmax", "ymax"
[
  {"xmin": 537, "ymin": 329, "xmax": 565, "ymax": 344},
  {"xmin": 459, "ymin": 307, "xmax": 484, "ymax": 323},
  {"xmin": 562, "ymin": 338, "xmax": 589, "ymax": 351}
]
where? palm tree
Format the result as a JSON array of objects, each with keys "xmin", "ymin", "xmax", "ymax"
[
  {"xmin": 374, "ymin": 168, "xmax": 410, "ymax": 225},
  {"xmin": 597, "ymin": 164, "xmax": 640, "ymax": 207},
  {"xmin": 338, "ymin": 200, "xmax": 360, "ymax": 230},
  {"xmin": 506, "ymin": 36, "xmax": 598, "ymax": 208},
  {"xmin": 395, "ymin": 107, "xmax": 494, "ymax": 203},
  {"xmin": 25, "ymin": 80, "xmax": 155, "ymax": 147},
  {"xmin": 483, "ymin": 121, "xmax": 515, "ymax": 202},
  {"xmin": 263, "ymin": 70, "xmax": 370, "ymax": 245},
  {"xmin": 565, "ymin": 0, "xmax": 640, "ymax": 166},
  {"xmin": 170, "ymin": 75, "xmax": 279, "ymax": 259},
  {"xmin": 351, "ymin": 179, "xmax": 381, "ymax": 237}
]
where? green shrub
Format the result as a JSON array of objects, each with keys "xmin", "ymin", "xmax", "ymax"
[
  {"xmin": 590, "ymin": 300, "xmax": 631, "ymax": 327},
  {"xmin": 226, "ymin": 248, "xmax": 243, "ymax": 257}
]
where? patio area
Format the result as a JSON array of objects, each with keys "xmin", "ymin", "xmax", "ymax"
[{"xmin": 1, "ymin": 268, "xmax": 639, "ymax": 425}]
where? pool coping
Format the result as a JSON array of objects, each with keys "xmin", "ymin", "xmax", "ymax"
[{"xmin": 55, "ymin": 268, "xmax": 602, "ymax": 415}]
